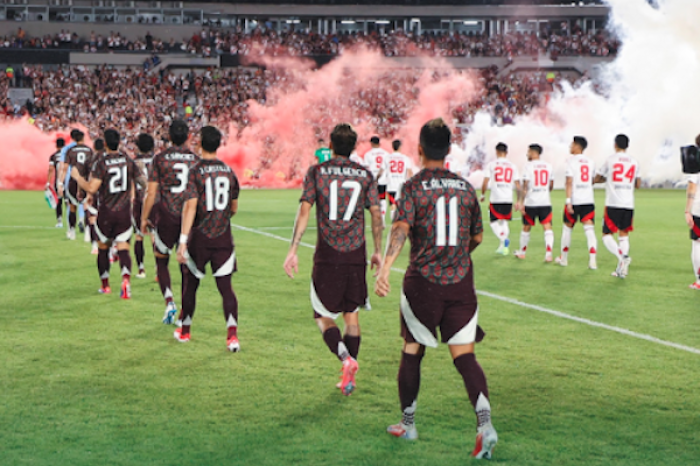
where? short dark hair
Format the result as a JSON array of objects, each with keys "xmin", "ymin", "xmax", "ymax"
[
  {"xmin": 330, "ymin": 123, "xmax": 357, "ymax": 157},
  {"xmin": 370, "ymin": 136, "xmax": 380, "ymax": 145},
  {"xmin": 573, "ymin": 136, "xmax": 588, "ymax": 151},
  {"xmin": 496, "ymin": 142, "xmax": 508, "ymax": 153},
  {"xmin": 529, "ymin": 144, "xmax": 543, "ymax": 155},
  {"xmin": 169, "ymin": 119, "xmax": 189, "ymax": 146},
  {"xmin": 93, "ymin": 138, "xmax": 104, "ymax": 151},
  {"xmin": 56, "ymin": 138, "xmax": 65, "ymax": 149},
  {"xmin": 615, "ymin": 134, "xmax": 629, "ymax": 150},
  {"xmin": 392, "ymin": 139, "xmax": 401, "ymax": 151},
  {"xmin": 201, "ymin": 126, "xmax": 222, "ymax": 153},
  {"xmin": 136, "ymin": 133, "xmax": 154, "ymax": 154},
  {"xmin": 317, "ymin": 138, "xmax": 325, "ymax": 144},
  {"xmin": 104, "ymin": 129, "xmax": 120, "ymax": 151},
  {"xmin": 419, "ymin": 118, "xmax": 451, "ymax": 161},
  {"xmin": 70, "ymin": 129, "xmax": 84, "ymax": 141}
]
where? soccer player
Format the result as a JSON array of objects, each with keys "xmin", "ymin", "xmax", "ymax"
[
  {"xmin": 47, "ymin": 138, "xmax": 65, "ymax": 228},
  {"xmin": 141, "ymin": 120, "xmax": 199, "ymax": 324},
  {"xmin": 481, "ymin": 142, "xmax": 519, "ymax": 255},
  {"xmin": 685, "ymin": 141, "xmax": 700, "ymax": 289},
  {"xmin": 283, "ymin": 123, "xmax": 383, "ymax": 396},
  {"xmin": 364, "ymin": 136, "xmax": 390, "ymax": 220},
  {"xmin": 84, "ymin": 138, "xmax": 105, "ymax": 255},
  {"xmin": 133, "ymin": 133, "xmax": 155, "ymax": 279},
  {"xmin": 557, "ymin": 136, "xmax": 597, "ymax": 269},
  {"xmin": 595, "ymin": 134, "xmax": 639, "ymax": 278},
  {"xmin": 375, "ymin": 118, "xmax": 497, "ymax": 459},
  {"xmin": 385, "ymin": 140, "xmax": 414, "ymax": 208},
  {"xmin": 314, "ymin": 138, "xmax": 332, "ymax": 164},
  {"xmin": 176, "ymin": 126, "xmax": 241, "ymax": 351},
  {"xmin": 60, "ymin": 130, "xmax": 93, "ymax": 240},
  {"xmin": 514, "ymin": 144, "xmax": 555, "ymax": 261},
  {"xmin": 71, "ymin": 129, "xmax": 144, "ymax": 298}
]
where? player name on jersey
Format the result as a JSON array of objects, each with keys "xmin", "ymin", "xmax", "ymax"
[
  {"xmin": 164, "ymin": 152, "xmax": 198, "ymax": 161},
  {"xmin": 319, "ymin": 166, "xmax": 369, "ymax": 178},
  {"xmin": 421, "ymin": 178, "xmax": 469, "ymax": 191},
  {"xmin": 105, "ymin": 156, "xmax": 127, "ymax": 166},
  {"xmin": 198, "ymin": 164, "xmax": 233, "ymax": 174}
]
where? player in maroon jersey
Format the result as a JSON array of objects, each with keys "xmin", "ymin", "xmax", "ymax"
[
  {"xmin": 375, "ymin": 118, "xmax": 497, "ymax": 459},
  {"xmin": 141, "ymin": 120, "xmax": 199, "ymax": 324},
  {"xmin": 46, "ymin": 138, "xmax": 65, "ymax": 228},
  {"xmin": 175, "ymin": 126, "xmax": 241, "ymax": 351},
  {"xmin": 60, "ymin": 130, "xmax": 93, "ymax": 240},
  {"xmin": 283, "ymin": 123, "xmax": 384, "ymax": 396},
  {"xmin": 71, "ymin": 129, "xmax": 145, "ymax": 299},
  {"xmin": 84, "ymin": 138, "xmax": 105, "ymax": 255},
  {"xmin": 133, "ymin": 134, "xmax": 155, "ymax": 279}
]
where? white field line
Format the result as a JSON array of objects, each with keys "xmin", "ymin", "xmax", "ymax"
[
  {"xmin": 232, "ymin": 223, "xmax": 700, "ymax": 356},
  {"xmin": 0, "ymin": 225, "xmax": 57, "ymax": 230}
]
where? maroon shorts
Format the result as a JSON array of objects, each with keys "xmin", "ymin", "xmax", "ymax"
[
  {"xmin": 489, "ymin": 203, "xmax": 512, "ymax": 222},
  {"xmin": 66, "ymin": 179, "xmax": 81, "ymax": 206},
  {"xmin": 691, "ymin": 216, "xmax": 700, "ymax": 240},
  {"xmin": 378, "ymin": 184, "xmax": 387, "ymax": 200},
  {"xmin": 95, "ymin": 208, "xmax": 132, "ymax": 243},
  {"xmin": 603, "ymin": 207, "xmax": 634, "ymax": 235},
  {"xmin": 311, "ymin": 263, "xmax": 367, "ymax": 319},
  {"xmin": 153, "ymin": 206, "xmax": 180, "ymax": 254},
  {"xmin": 523, "ymin": 206, "xmax": 553, "ymax": 226},
  {"xmin": 400, "ymin": 269, "xmax": 483, "ymax": 348},
  {"xmin": 185, "ymin": 242, "xmax": 236, "ymax": 279}
]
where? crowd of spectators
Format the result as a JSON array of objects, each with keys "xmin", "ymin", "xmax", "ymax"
[{"xmin": 0, "ymin": 25, "xmax": 618, "ymax": 58}]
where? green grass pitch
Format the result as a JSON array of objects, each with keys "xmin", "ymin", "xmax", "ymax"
[{"xmin": 1, "ymin": 189, "xmax": 699, "ymax": 466}]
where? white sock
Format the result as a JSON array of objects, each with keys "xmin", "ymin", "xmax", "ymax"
[
  {"xmin": 619, "ymin": 236, "xmax": 630, "ymax": 257},
  {"xmin": 380, "ymin": 198, "xmax": 387, "ymax": 218},
  {"xmin": 519, "ymin": 231, "xmax": 531, "ymax": 252},
  {"xmin": 584, "ymin": 225, "xmax": 597, "ymax": 257},
  {"xmin": 490, "ymin": 221, "xmax": 503, "ymax": 243},
  {"xmin": 603, "ymin": 235, "xmax": 620, "ymax": 260},
  {"xmin": 560, "ymin": 225, "xmax": 572, "ymax": 259},
  {"xmin": 692, "ymin": 241, "xmax": 700, "ymax": 282},
  {"xmin": 501, "ymin": 221, "xmax": 510, "ymax": 245},
  {"xmin": 544, "ymin": 230, "xmax": 554, "ymax": 254}
]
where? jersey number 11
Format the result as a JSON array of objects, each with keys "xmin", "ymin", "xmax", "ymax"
[{"xmin": 436, "ymin": 196, "xmax": 458, "ymax": 247}]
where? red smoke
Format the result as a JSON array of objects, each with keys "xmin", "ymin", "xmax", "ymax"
[{"xmin": 1, "ymin": 49, "xmax": 480, "ymax": 190}]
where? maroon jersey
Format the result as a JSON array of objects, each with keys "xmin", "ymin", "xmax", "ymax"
[
  {"xmin": 49, "ymin": 150, "xmax": 62, "ymax": 185},
  {"xmin": 65, "ymin": 144, "xmax": 94, "ymax": 179},
  {"xmin": 184, "ymin": 158, "xmax": 240, "ymax": 247},
  {"xmin": 149, "ymin": 146, "xmax": 199, "ymax": 218},
  {"xmin": 301, "ymin": 157, "xmax": 379, "ymax": 265},
  {"xmin": 134, "ymin": 151, "xmax": 154, "ymax": 202},
  {"xmin": 395, "ymin": 168, "xmax": 483, "ymax": 286},
  {"xmin": 91, "ymin": 151, "xmax": 139, "ymax": 213}
]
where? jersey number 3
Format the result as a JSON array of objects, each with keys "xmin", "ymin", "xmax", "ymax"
[{"xmin": 329, "ymin": 180, "xmax": 361, "ymax": 221}]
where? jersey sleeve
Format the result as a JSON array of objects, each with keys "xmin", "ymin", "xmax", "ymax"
[
  {"xmin": 365, "ymin": 177, "xmax": 380, "ymax": 209},
  {"xmin": 394, "ymin": 183, "xmax": 415, "ymax": 227},
  {"xmin": 521, "ymin": 164, "xmax": 531, "ymax": 182},
  {"xmin": 183, "ymin": 166, "xmax": 198, "ymax": 202},
  {"xmin": 469, "ymin": 194, "xmax": 484, "ymax": 237},
  {"xmin": 230, "ymin": 173, "xmax": 240, "ymax": 201},
  {"xmin": 596, "ymin": 159, "xmax": 609, "ymax": 177},
  {"xmin": 512, "ymin": 164, "xmax": 520, "ymax": 182},
  {"xmin": 148, "ymin": 153, "xmax": 161, "ymax": 183},
  {"xmin": 64, "ymin": 149, "xmax": 75, "ymax": 166},
  {"xmin": 91, "ymin": 157, "xmax": 106, "ymax": 181},
  {"xmin": 300, "ymin": 166, "xmax": 316, "ymax": 205}
]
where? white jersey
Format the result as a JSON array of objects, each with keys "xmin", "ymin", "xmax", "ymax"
[
  {"xmin": 521, "ymin": 160, "xmax": 554, "ymax": 207},
  {"xmin": 364, "ymin": 147, "xmax": 390, "ymax": 185},
  {"xmin": 349, "ymin": 151, "xmax": 364, "ymax": 166},
  {"xmin": 385, "ymin": 151, "xmax": 413, "ymax": 193},
  {"xmin": 564, "ymin": 154, "xmax": 595, "ymax": 206},
  {"xmin": 444, "ymin": 154, "xmax": 459, "ymax": 174},
  {"xmin": 597, "ymin": 152, "xmax": 639, "ymax": 209},
  {"xmin": 689, "ymin": 174, "xmax": 700, "ymax": 217},
  {"xmin": 485, "ymin": 158, "xmax": 519, "ymax": 204}
]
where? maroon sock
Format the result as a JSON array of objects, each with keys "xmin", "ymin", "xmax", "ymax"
[
  {"xmin": 117, "ymin": 250, "xmax": 132, "ymax": 280},
  {"xmin": 322, "ymin": 327, "xmax": 349, "ymax": 361},
  {"xmin": 56, "ymin": 202, "xmax": 63, "ymax": 220},
  {"xmin": 97, "ymin": 248, "xmax": 110, "ymax": 288},
  {"xmin": 155, "ymin": 256, "xmax": 173, "ymax": 303},
  {"xmin": 227, "ymin": 327, "xmax": 237, "ymax": 339},
  {"xmin": 180, "ymin": 268, "xmax": 199, "ymax": 327},
  {"xmin": 134, "ymin": 240, "xmax": 145, "ymax": 270},
  {"xmin": 398, "ymin": 352, "xmax": 423, "ymax": 421},
  {"xmin": 343, "ymin": 334, "xmax": 361, "ymax": 359},
  {"xmin": 215, "ymin": 275, "xmax": 238, "ymax": 331},
  {"xmin": 90, "ymin": 223, "xmax": 97, "ymax": 242},
  {"xmin": 453, "ymin": 353, "xmax": 489, "ymax": 408},
  {"xmin": 68, "ymin": 210, "xmax": 76, "ymax": 229}
]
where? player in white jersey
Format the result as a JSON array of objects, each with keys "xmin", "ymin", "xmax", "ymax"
[
  {"xmin": 481, "ymin": 143, "xmax": 520, "ymax": 255},
  {"xmin": 594, "ymin": 134, "xmax": 640, "ymax": 278},
  {"xmin": 349, "ymin": 150, "xmax": 364, "ymax": 166},
  {"xmin": 364, "ymin": 136, "xmax": 391, "ymax": 220},
  {"xmin": 684, "ymin": 137, "xmax": 700, "ymax": 289},
  {"xmin": 383, "ymin": 140, "xmax": 414, "ymax": 207},
  {"xmin": 557, "ymin": 136, "xmax": 598, "ymax": 269},
  {"xmin": 514, "ymin": 144, "xmax": 554, "ymax": 261}
]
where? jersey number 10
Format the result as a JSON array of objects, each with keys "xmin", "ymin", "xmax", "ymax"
[{"xmin": 436, "ymin": 196, "xmax": 458, "ymax": 247}]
